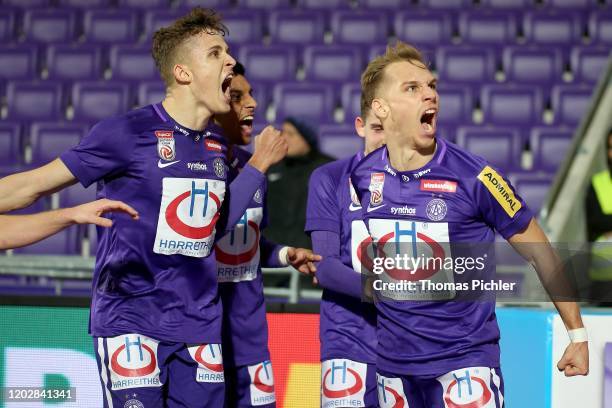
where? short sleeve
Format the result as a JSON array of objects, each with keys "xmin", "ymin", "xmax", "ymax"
[
  {"xmin": 60, "ymin": 118, "xmax": 135, "ymax": 188},
  {"xmin": 305, "ymin": 166, "xmax": 341, "ymax": 234},
  {"xmin": 474, "ymin": 165, "xmax": 533, "ymax": 239}
]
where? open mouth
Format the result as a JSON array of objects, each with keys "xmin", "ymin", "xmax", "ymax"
[
  {"xmin": 420, "ymin": 108, "xmax": 437, "ymax": 134},
  {"xmin": 221, "ymin": 73, "xmax": 233, "ymax": 102},
  {"xmin": 239, "ymin": 115, "xmax": 254, "ymax": 135}
]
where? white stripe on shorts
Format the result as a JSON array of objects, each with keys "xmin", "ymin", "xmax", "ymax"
[
  {"xmin": 97, "ymin": 338, "xmax": 114, "ymax": 408},
  {"xmin": 491, "ymin": 368, "xmax": 504, "ymax": 407}
]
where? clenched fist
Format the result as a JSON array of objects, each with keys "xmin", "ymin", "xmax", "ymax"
[{"xmin": 249, "ymin": 125, "xmax": 288, "ymax": 173}]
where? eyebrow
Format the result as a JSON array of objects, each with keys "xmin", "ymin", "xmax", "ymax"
[
  {"xmin": 207, "ymin": 45, "xmax": 224, "ymax": 54},
  {"xmin": 401, "ymin": 79, "xmax": 437, "ymax": 87}
]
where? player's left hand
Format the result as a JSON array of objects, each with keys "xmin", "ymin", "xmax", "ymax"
[
  {"xmin": 286, "ymin": 247, "xmax": 322, "ymax": 275},
  {"xmin": 557, "ymin": 341, "xmax": 589, "ymax": 377}
]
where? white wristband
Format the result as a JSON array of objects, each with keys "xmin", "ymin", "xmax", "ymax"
[
  {"xmin": 278, "ymin": 246, "xmax": 290, "ymax": 267},
  {"xmin": 568, "ymin": 328, "xmax": 588, "ymax": 343}
]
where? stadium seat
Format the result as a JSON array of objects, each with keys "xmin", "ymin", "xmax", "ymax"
[
  {"xmin": 273, "ymin": 82, "xmax": 335, "ymax": 124},
  {"xmin": 295, "ymin": 0, "xmax": 351, "ymax": 9},
  {"xmin": 71, "ymin": 81, "xmax": 131, "ymax": 123},
  {"xmin": 0, "ymin": 10, "xmax": 16, "ymax": 42},
  {"xmin": 571, "ymin": 46, "xmax": 610, "ymax": 84},
  {"xmin": 319, "ymin": 124, "xmax": 363, "ymax": 159},
  {"xmin": 481, "ymin": 84, "xmax": 544, "ymax": 132},
  {"xmin": 368, "ymin": 44, "xmax": 389, "ymax": 62},
  {"xmin": 551, "ymin": 84, "xmax": 593, "ymax": 126},
  {"xmin": 29, "ymin": 122, "xmax": 88, "ymax": 165},
  {"xmin": 358, "ymin": 0, "xmax": 411, "ymax": 7},
  {"xmin": 117, "ymin": 0, "xmax": 170, "ymax": 8},
  {"xmin": 530, "ymin": 126, "xmax": 573, "ymax": 172},
  {"xmin": 479, "ymin": 0, "xmax": 532, "ymax": 8},
  {"xmin": 57, "ymin": 0, "xmax": 111, "ymax": 7},
  {"xmin": 394, "ymin": 11, "xmax": 453, "ymax": 48},
  {"xmin": 137, "ymin": 81, "xmax": 166, "ymax": 107},
  {"xmin": 303, "ymin": 45, "xmax": 363, "ymax": 82},
  {"xmin": 0, "ymin": 45, "xmax": 39, "ymax": 81},
  {"xmin": 238, "ymin": 45, "xmax": 298, "ymax": 83},
  {"xmin": 508, "ymin": 174, "xmax": 554, "ymax": 213},
  {"xmin": 4, "ymin": 0, "xmax": 50, "ymax": 6},
  {"xmin": 245, "ymin": 81, "xmax": 270, "ymax": 115},
  {"xmin": 436, "ymin": 84, "xmax": 474, "ymax": 127},
  {"xmin": 0, "ymin": 123, "xmax": 23, "ymax": 167},
  {"xmin": 541, "ymin": 0, "xmax": 597, "ymax": 7},
  {"xmin": 459, "ymin": 11, "xmax": 519, "ymax": 45},
  {"xmin": 46, "ymin": 45, "xmax": 103, "ymax": 82},
  {"xmin": 589, "ymin": 11, "xmax": 612, "ymax": 45},
  {"xmin": 23, "ymin": 9, "xmax": 76, "ymax": 43},
  {"xmin": 269, "ymin": 10, "xmax": 326, "ymax": 44},
  {"xmin": 176, "ymin": 0, "xmax": 230, "ymax": 8},
  {"xmin": 222, "ymin": 11, "xmax": 264, "ymax": 44},
  {"xmin": 110, "ymin": 45, "xmax": 160, "ymax": 81},
  {"xmin": 503, "ymin": 46, "xmax": 564, "ymax": 85},
  {"xmin": 83, "ymin": 10, "xmax": 139, "ymax": 44},
  {"xmin": 6, "ymin": 82, "xmax": 64, "ymax": 122},
  {"xmin": 143, "ymin": 10, "xmax": 184, "ymax": 39},
  {"xmin": 524, "ymin": 11, "xmax": 582, "ymax": 45},
  {"xmin": 456, "ymin": 126, "xmax": 523, "ymax": 173},
  {"xmin": 60, "ymin": 183, "xmax": 98, "ymax": 208},
  {"xmin": 341, "ymin": 82, "xmax": 361, "ymax": 121},
  {"xmin": 331, "ymin": 11, "xmax": 389, "ymax": 45},
  {"xmin": 14, "ymin": 227, "xmax": 80, "ymax": 255},
  {"xmin": 420, "ymin": 0, "xmax": 472, "ymax": 8},
  {"xmin": 437, "ymin": 47, "xmax": 496, "ymax": 85},
  {"xmin": 237, "ymin": 0, "xmax": 293, "ymax": 9}
]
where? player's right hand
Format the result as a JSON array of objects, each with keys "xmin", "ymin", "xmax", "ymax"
[
  {"xmin": 557, "ymin": 341, "xmax": 589, "ymax": 377},
  {"xmin": 249, "ymin": 126, "xmax": 288, "ymax": 173},
  {"xmin": 67, "ymin": 199, "xmax": 139, "ymax": 228}
]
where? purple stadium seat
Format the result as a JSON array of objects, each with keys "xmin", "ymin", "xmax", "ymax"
[
  {"xmin": 4, "ymin": 0, "xmax": 50, "ymax": 8},
  {"xmin": 480, "ymin": 0, "xmax": 532, "ymax": 8},
  {"xmin": 143, "ymin": 10, "xmax": 184, "ymax": 39},
  {"xmin": 509, "ymin": 173, "xmax": 554, "ymax": 213},
  {"xmin": 551, "ymin": 84, "xmax": 593, "ymax": 126},
  {"xmin": 542, "ymin": 0, "xmax": 596, "ymax": 7},
  {"xmin": 83, "ymin": 10, "xmax": 138, "ymax": 44},
  {"xmin": 60, "ymin": 183, "xmax": 98, "ymax": 208},
  {"xmin": 359, "ymin": 0, "xmax": 411, "ymax": 7},
  {"xmin": 273, "ymin": 83, "xmax": 335, "ymax": 123},
  {"xmin": 176, "ymin": 0, "xmax": 232, "ymax": 7},
  {"xmin": 0, "ymin": 123, "xmax": 22, "ymax": 167},
  {"xmin": 420, "ymin": 0, "xmax": 472, "ymax": 8},
  {"xmin": 368, "ymin": 44, "xmax": 389, "ymax": 61},
  {"xmin": 295, "ymin": 0, "xmax": 351, "ymax": 9},
  {"xmin": 481, "ymin": 84, "xmax": 543, "ymax": 131},
  {"xmin": 237, "ymin": 0, "xmax": 293, "ymax": 8},
  {"xmin": 244, "ymin": 81, "xmax": 270, "ymax": 115},
  {"xmin": 6, "ymin": 82, "xmax": 63, "ymax": 122},
  {"xmin": 331, "ymin": 11, "xmax": 389, "ymax": 45},
  {"xmin": 589, "ymin": 11, "xmax": 612, "ymax": 45},
  {"xmin": 137, "ymin": 81, "xmax": 166, "ymax": 106},
  {"xmin": 0, "ymin": 45, "xmax": 39, "ymax": 81},
  {"xmin": 304, "ymin": 45, "xmax": 363, "ymax": 82},
  {"xmin": 72, "ymin": 81, "xmax": 131, "ymax": 123},
  {"xmin": 0, "ymin": 10, "xmax": 16, "ymax": 42},
  {"xmin": 61, "ymin": 279, "xmax": 94, "ymax": 297},
  {"xmin": 524, "ymin": 11, "xmax": 582, "ymax": 45},
  {"xmin": 571, "ymin": 46, "xmax": 610, "ymax": 84},
  {"xmin": 530, "ymin": 126, "xmax": 573, "ymax": 172},
  {"xmin": 437, "ymin": 47, "xmax": 496, "ymax": 85},
  {"xmin": 46, "ymin": 45, "xmax": 103, "ymax": 81},
  {"xmin": 269, "ymin": 10, "xmax": 326, "ymax": 44},
  {"xmin": 110, "ymin": 45, "xmax": 160, "ymax": 81},
  {"xmin": 503, "ymin": 46, "xmax": 564, "ymax": 85},
  {"xmin": 118, "ymin": 0, "xmax": 169, "ymax": 7},
  {"xmin": 341, "ymin": 82, "xmax": 361, "ymax": 121},
  {"xmin": 459, "ymin": 12, "xmax": 518, "ymax": 45},
  {"xmin": 319, "ymin": 124, "xmax": 362, "ymax": 159},
  {"xmin": 456, "ymin": 126, "xmax": 523, "ymax": 172},
  {"xmin": 88, "ymin": 223, "xmax": 99, "ymax": 256},
  {"xmin": 14, "ymin": 227, "xmax": 80, "ymax": 255},
  {"xmin": 23, "ymin": 10, "xmax": 76, "ymax": 43},
  {"xmin": 435, "ymin": 125, "xmax": 455, "ymax": 142},
  {"xmin": 238, "ymin": 45, "xmax": 297, "ymax": 83},
  {"xmin": 29, "ymin": 122, "xmax": 88, "ymax": 165},
  {"xmin": 395, "ymin": 11, "xmax": 452, "ymax": 48},
  {"xmin": 436, "ymin": 84, "xmax": 473, "ymax": 126},
  {"xmin": 57, "ymin": 0, "xmax": 111, "ymax": 6},
  {"xmin": 222, "ymin": 10, "xmax": 264, "ymax": 44}
]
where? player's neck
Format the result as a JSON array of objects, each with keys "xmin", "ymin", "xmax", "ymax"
[
  {"xmin": 387, "ymin": 139, "xmax": 436, "ymax": 172},
  {"xmin": 162, "ymin": 95, "xmax": 212, "ymax": 131}
]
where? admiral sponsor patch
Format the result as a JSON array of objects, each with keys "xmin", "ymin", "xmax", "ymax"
[
  {"xmin": 369, "ymin": 173, "xmax": 385, "ymax": 206},
  {"xmin": 206, "ymin": 139, "xmax": 223, "ymax": 152},
  {"xmin": 421, "ymin": 179, "xmax": 458, "ymax": 193},
  {"xmin": 155, "ymin": 130, "xmax": 176, "ymax": 161},
  {"xmin": 477, "ymin": 166, "xmax": 522, "ymax": 217}
]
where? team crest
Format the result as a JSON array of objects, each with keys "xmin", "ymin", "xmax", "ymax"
[
  {"xmin": 213, "ymin": 158, "xmax": 226, "ymax": 178},
  {"xmin": 155, "ymin": 130, "xmax": 176, "ymax": 161},
  {"xmin": 426, "ymin": 198, "xmax": 447, "ymax": 221},
  {"xmin": 253, "ymin": 188, "xmax": 263, "ymax": 204},
  {"xmin": 369, "ymin": 173, "xmax": 385, "ymax": 206}
]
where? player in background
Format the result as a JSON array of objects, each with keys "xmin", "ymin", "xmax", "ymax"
[
  {"xmin": 304, "ymin": 95, "xmax": 385, "ymax": 407},
  {"xmin": 0, "ymin": 9, "xmax": 287, "ymax": 407},
  {"xmin": 350, "ymin": 42, "xmax": 589, "ymax": 407},
  {"xmin": 214, "ymin": 62, "xmax": 320, "ymax": 407},
  {"xmin": 0, "ymin": 199, "xmax": 139, "ymax": 250}
]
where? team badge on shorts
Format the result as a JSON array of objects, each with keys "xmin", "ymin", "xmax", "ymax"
[
  {"xmin": 124, "ymin": 399, "xmax": 144, "ymax": 408},
  {"xmin": 106, "ymin": 334, "xmax": 161, "ymax": 391},
  {"xmin": 426, "ymin": 198, "xmax": 447, "ymax": 221},
  {"xmin": 321, "ymin": 359, "xmax": 367, "ymax": 408},
  {"xmin": 376, "ymin": 374, "xmax": 409, "ymax": 408},
  {"xmin": 213, "ymin": 157, "xmax": 226, "ymax": 178},
  {"xmin": 248, "ymin": 360, "xmax": 276, "ymax": 406},
  {"xmin": 187, "ymin": 344, "xmax": 224, "ymax": 383},
  {"xmin": 369, "ymin": 173, "xmax": 385, "ymax": 206},
  {"xmin": 437, "ymin": 367, "xmax": 499, "ymax": 408},
  {"xmin": 155, "ymin": 130, "xmax": 176, "ymax": 161}
]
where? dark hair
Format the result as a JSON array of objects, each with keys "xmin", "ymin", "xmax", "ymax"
[
  {"xmin": 232, "ymin": 61, "xmax": 245, "ymax": 76},
  {"xmin": 152, "ymin": 7, "xmax": 228, "ymax": 86}
]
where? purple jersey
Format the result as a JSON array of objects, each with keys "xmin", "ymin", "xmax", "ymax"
[
  {"xmin": 305, "ymin": 153, "xmax": 377, "ymax": 364},
  {"xmin": 61, "ymin": 103, "xmax": 233, "ymax": 344},
  {"xmin": 350, "ymin": 139, "xmax": 533, "ymax": 375},
  {"xmin": 216, "ymin": 145, "xmax": 272, "ymax": 367}
]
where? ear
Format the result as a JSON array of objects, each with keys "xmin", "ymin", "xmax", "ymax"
[
  {"xmin": 172, "ymin": 63, "xmax": 192, "ymax": 85},
  {"xmin": 354, "ymin": 116, "xmax": 366, "ymax": 138},
  {"xmin": 372, "ymin": 98, "xmax": 389, "ymax": 121}
]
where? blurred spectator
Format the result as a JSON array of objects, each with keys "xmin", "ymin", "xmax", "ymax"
[
  {"xmin": 264, "ymin": 117, "xmax": 333, "ymax": 249},
  {"xmin": 585, "ymin": 127, "xmax": 612, "ymax": 305}
]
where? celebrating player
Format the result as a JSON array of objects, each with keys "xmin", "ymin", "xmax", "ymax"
[
  {"xmin": 214, "ymin": 62, "xmax": 320, "ymax": 407},
  {"xmin": 0, "ymin": 8, "xmax": 287, "ymax": 407},
  {"xmin": 350, "ymin": 42, "xmax": 589, "ymax": 407},
  {"xmin": 305, "ymin": 96, "xmax": 385, "ymax": 407}
]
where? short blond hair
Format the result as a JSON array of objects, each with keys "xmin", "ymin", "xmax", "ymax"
[{"xmin": 360, "ymin": 42, "xmax": 427, "ymax": 115}]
